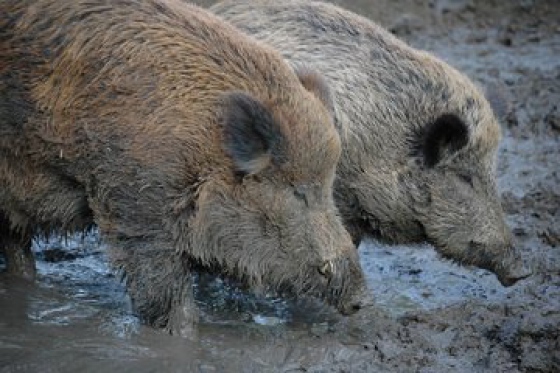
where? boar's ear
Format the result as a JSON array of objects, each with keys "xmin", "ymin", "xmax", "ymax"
[
  {"xmin": 294, "ymin": 66, "xmax": 335, "ymax": 115},
  {"xmin": 421, "ymin": 114, "xmax": 469, "ymax": 167},
  {"xmin": 221, "ymin": 91, "xmax": 287, "ymax": 175}
]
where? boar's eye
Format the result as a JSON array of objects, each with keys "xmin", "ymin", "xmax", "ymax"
[
  {"xmin": 237, "ymin": 173, "xmax": 262, "ymax": 185},
  {"xmin": 293, "ymin": 187, "xmax": 309, "ymax": 207},
  {"xmin": 458, "ymin": 173, "xmax": 474, "ymax": 187}
]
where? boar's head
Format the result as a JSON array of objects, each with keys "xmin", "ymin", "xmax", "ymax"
[
  {"xmin": 186, "ymin": 71, "xmax": 368, "ymax": 315},
  {"xmin": 341, "ymin": 66, "xmax": 531, "ymax": 286}
]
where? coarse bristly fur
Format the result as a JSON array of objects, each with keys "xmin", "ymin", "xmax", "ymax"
[
  {"xmin": 0, "ymin": 0, "xmax": 368, "ymax": 335},
  {"xmin": 211, "ymin": 0, "xmax": 532, "ymax": 286}
]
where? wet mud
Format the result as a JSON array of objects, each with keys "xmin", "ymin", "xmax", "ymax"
[{"xmin": 1, "ymin": 0, "xmax": 559, "ymax": 372}]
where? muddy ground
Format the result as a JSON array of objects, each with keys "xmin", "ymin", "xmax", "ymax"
[{"xmin": 1, "ymin": 0, "xmax": 559, "ymax": 372}]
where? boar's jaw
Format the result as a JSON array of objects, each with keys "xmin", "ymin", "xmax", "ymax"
[
  {"xmin": 485, "ymin": 247, "xmax": 533, "ymax": 287},
  {"xmin": 185, "ymin": 183, "xmax": 366, "ymax": 316},
  {"xmin": 188, "ymin": 238, "xmax": 366, "ymax": 315},
  {"xmin": 339, "ymin": 186, "xmax": 430, "ymax": 246},
  {"xmin": 190, "ymin": 225, "xmax": 367, "ymax": 315},
  {"xmin": 361, "ymin": 208, "xmax": 429, "ymax": 245},
  {"xmin": 254, "ymin": 255, "xmax": 366, "ymax": 316},
  {"xmin": 437, "ymin": 241, "xmax": 532, "ymax": 286}
]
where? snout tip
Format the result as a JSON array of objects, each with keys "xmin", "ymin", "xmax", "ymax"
[
  {"xmin": 338, "ymin": 300, "xmax": 363, "ymax": 316},
  {"xmin": 496, "ymin": 256, "xmax": 533, "ymax": 287},
  {"xmin": 496, "ymin": 270, "xmax": 532, "ymax": 287},
  {"xmin": 337, "ymin": 292, "xmax": 374, "ymax": 316}
]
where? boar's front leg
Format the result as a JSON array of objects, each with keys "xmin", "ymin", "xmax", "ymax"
[
  {"xmin": 110, "ymin": 246, "xmax": 198, "ymax": 336},
  {"xmin": 0, "ymin": 213, "xmax": 36, "ymax": 280}
]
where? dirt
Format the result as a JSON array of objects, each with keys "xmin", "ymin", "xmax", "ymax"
[{"xmin": 1, "ymin": 0, "xmax": 559, "ymax": 372}]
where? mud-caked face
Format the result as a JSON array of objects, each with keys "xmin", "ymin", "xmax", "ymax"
[{"xmin": 190, "ymin": 88, "xmax": 367, "ymax": 315}]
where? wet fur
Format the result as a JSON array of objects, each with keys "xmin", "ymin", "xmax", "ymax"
[{"xmin": 0, "ymin": 0, "xmax": 366, "ymax": 333}]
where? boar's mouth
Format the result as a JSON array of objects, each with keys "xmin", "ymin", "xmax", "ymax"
[
  {"xmin": 188, "ymin": 257, "xmax": 364, "ymax": 315},
  {"xmin": 467, "ymin": 242, "xmax": 533, "ymax": 286},
  {"xmin": 274, "ymin": 257, "xmax": 365, "ymax": 316},
  {"xmin": 272, "ymin": 281, "xmax": 363, "ymax": 316},
  {"xmin": 436, "ymin": 242, "xmax": 532, "ymax": 287}
]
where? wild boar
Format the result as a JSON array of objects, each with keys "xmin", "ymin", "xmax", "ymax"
[
  {"xmin": 211, "ymin": 0, "xmax": 531, "ymax": 286},
  {"xmin": 0, "ymin": 0, "xmax": 366, "ymax": 334}
]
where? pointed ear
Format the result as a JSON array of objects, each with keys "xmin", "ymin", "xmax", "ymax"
[
  {"xmin": 422, "ymin": 114, "xmax": 469, "ymax": 167},
  {"xmin": 294, "ymin": 66, "xmax": 335, "ymax": 115},
  {"xmin": 221, "ymin": 92, "xmax": 286, "ymax": 175}
]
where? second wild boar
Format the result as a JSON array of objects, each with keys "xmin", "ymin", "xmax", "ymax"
[{"xmin": 211, "ymin": 0, "xmax": 531, "ymax": 286}]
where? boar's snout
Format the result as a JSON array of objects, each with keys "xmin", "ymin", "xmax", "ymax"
[
  {"xmin": 337, "ymin": 290, "xmax": 368, "ymax": 315},
  {"xmin": 494, "ymin": 247, "xmax": 533, "ymax": 287},
  {"xmin": 323, "ymin": 254, "xmax": 369, "ymax": 316},
  {"xmin": 470, "ymin": 241, "xmax": 533, "ymax": 287}
]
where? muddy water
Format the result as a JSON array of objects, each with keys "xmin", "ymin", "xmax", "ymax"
[
  {"xmin": 0, "ymin": 235, "xmax": 336, "ymax": 372},
  {"xmin": 0, "ymin": 233, "xmax": 513, "ymax": 373},
  {"xmin": 2, "ymin": 0, "xmax": 560, "ymax": 372},
  {"xmin": 1, "ymin": 220, "xmax": 537, "ymax": 373}
]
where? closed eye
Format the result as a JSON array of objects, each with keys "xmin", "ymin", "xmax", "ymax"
[
  {"xmin": 240, "ymin": 173, "xmax": 263, "ymax": 184},
  {"xmin": 293, "ymin": 188, "xmax": 309, "ymax": 207},
  {"xmin": 458, "ymin": 174, "xmax": 474, "ymax": 187}
]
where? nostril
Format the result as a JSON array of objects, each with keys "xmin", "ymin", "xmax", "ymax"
[{"xmin": 339, "ymin": 301, "xmax": 362, "ymax": 315}]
